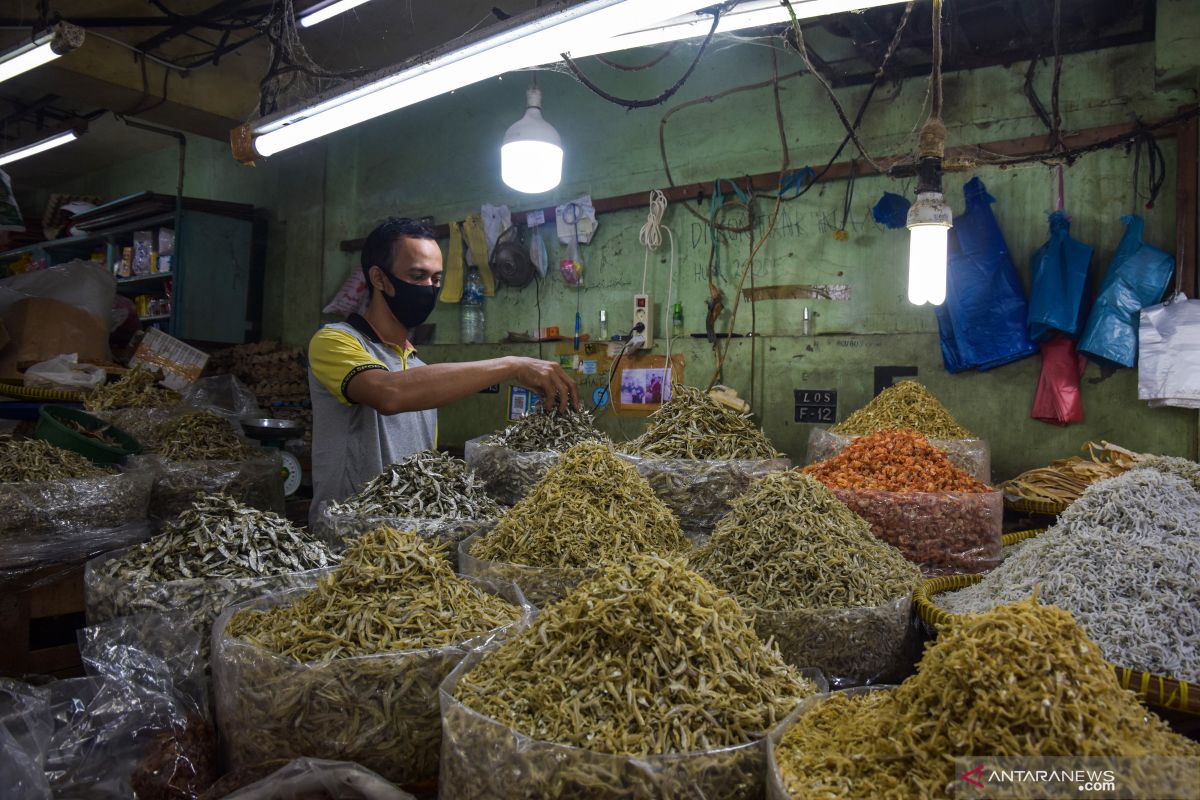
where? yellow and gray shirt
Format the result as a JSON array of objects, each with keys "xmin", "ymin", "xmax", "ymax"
[{"xmin": 307, "ymin": 313, "xmax": 436, "ymax": 520}]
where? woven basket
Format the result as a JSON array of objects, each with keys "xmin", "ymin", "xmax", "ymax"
[
  {"xmin": 1003, "ymin": 496, "xmax": 1069, "ymax": 516},
  {"xmin": 914, "ymin": 574, "xmax": 1199, "ymax": 716},
  {"xmin": 1001, "ymin": 527, "xmax": 1046, "ymax": 548},
  {"xmin": 0, "ymin": 380, "xmax": 87, "ymax": 403}
]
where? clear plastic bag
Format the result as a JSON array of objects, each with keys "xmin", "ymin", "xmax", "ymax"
[
  {"xmin": 179, "ymin": 375, "xmax": 262, "ymax": 420},
  {"xmin": 464, "ymin": 436, "xmax": 560, "ymax": 506},
  {"xmin": 805, "ymin": 428, "xmax": 991, "ymax": 483},
  {"xmin": 213, "ymin": 581, "xmax": 532, "ymax": 786},
  {"xmin": 144, "ymin": 454, "xmax": 285, "ymax": 522},
  {"xmin": 438, "ymin": 645, "xmax": 825, "ymax": 800},
  {"xmin": 23, "ymin": 353, "xmax": 107, "ymax": 392},
  {"xmin": 315, "ymin": 511, "xmax": 491, "ymax": 570},
  {"xmin": 617, "ymin": 454, "xmax": 791, "ymax": 536},
  {"xmin": 458, "ymin": 528, "xmax": 594, "ymax": 607},
  {"xmin": 831, "ymin": 488, "xmax": 1002, "ymax": 576},
  {"xmin": 218, "ymin": 758, "xmax": 415, "ymax": 800},
  {"xmin": 0, "ymin": 259, "xmax": 115, "ymax": 330},
  {"xmin": 0, "ymin": 678, "xmax": 53, "ymax": 800},
  {"xmin": 93, "ymin": 408, "xmax": 176, "ymax": 451},
  {"xmin": 752, "ymin": 597, "xmax": 917, "ymax": 689}
]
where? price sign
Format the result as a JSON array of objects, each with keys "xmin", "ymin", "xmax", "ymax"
[{"xmin": 794, "ymin": 389, "xmax": 837, "ymax": 423}]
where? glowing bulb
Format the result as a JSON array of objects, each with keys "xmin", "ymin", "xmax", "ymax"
[
  {"xmin": 501, "ymin": 86, "xmax": 562, "ymax": 193},
  {"xmin": 905, "ymin": 191, "xmax": 953, "ymax": 306}
]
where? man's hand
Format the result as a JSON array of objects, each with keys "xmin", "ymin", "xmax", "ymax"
[{"xmin": 508, "ymin": 356, "xmax": 579, "ymax": 411}]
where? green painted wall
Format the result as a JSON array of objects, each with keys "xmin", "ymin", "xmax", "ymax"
[{"xmin": 40, "ymin": 22, "xmax": 1200, "ymax": 479}]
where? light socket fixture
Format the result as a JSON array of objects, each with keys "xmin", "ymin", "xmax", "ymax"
[{"xmin": 501, "ymin": 83, "xmax": 563, "ymax": 194}]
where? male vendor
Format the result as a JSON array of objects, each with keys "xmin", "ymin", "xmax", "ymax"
[{"xmin": 307, "ymin": 216, "xmax": 578, "ymax": 517}]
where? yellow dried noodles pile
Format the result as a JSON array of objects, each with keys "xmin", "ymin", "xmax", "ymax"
[
  {"xmin": 624, "ymin": 384, "xmax": 781, "ymax": 460},
  {"xmin": 774, "ymin": 598, "xmax": 1199, "ymax": 800},
  {"xmin": 831, "ymin": 380, "xmax": 971, "ymax": 439}
]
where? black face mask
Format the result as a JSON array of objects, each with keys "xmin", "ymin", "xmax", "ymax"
[{"xmin": 379, "ymin": 270, "xmax": 439, "ymax": 329}]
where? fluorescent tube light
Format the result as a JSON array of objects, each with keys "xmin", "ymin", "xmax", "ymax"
[
  {"xmin": 248, "ymin": 0, "xmax": 723, "ymax": 157},
  {"xmin": 572, "ymin": 0, "xmax": 903, "ymax": 57},
  {"xmin": 0, "ymin": 129, "xmax": 82, "ymax": 167},
  {"xmin": 0, "ymin": 23, "xmax": 84, "ymax": 85},
  {"xmin": 299, "ymin": 0, "xmax": 373, "ymax": 28}
]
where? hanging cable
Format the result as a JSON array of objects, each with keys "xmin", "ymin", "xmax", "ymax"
[{"xmin": 596, "ymin": 43, "xmax": 678, "ymax": 72}]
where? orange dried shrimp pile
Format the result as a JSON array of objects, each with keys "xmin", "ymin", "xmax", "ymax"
[{"xmin": 802, "ymin": 429, "xmax": 989, "ymax": 493}]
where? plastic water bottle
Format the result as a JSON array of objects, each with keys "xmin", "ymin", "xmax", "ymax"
[{"xmin": 461, "ymin": 266, "xmax": 485, "ymax": 344}]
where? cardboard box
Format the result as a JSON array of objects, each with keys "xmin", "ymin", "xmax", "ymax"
[{"xmin": 0, "ymin": 297, "xmax": 111, "ymax": 380}]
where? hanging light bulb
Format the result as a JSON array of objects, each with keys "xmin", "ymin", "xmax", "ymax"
[
  {"xmin": 906, "ymin": 191, "xmax": 952, "ymax": 305},
  {"xmin": 501, "ymin": 81, "xmax": 562, "ymax": 194}
]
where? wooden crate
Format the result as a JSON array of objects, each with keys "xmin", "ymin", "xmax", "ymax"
[{"xmin": 0, "ymin": 562, "xmax": 87, "ymax": 677}]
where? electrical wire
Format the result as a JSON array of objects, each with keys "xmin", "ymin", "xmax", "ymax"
[
  {"xmin": 82, "ymin": 29, "xmax": 193, "ymax": 74},
  {"xmin": 595, "ymin": 43, "xmax": 678, "ymax": 72}
]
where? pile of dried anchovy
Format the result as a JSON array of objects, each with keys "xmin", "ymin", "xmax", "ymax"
[
  {"xmin": 486, "ymin": 407, "xmax": 608, "ymax": 452},
  {"xmin": 938, "ymin": 469, "xmax": 1200, "ymax": 681},
  {"xmin": 1132, "ymin": 454, "xmax": 1200, "ymax": 491},
  {"xmin": 84, "ymin": 364, "xmax": 180, "ymax": 412},
  {"xmin": 830, "ymin": 380, "xmax": 972, "ymax": 439},
  {"xmin": 773, "ymin": 598, "xmax": 1200, "ymax": 800},
  {"xmin": 217, "ymin": 527, "xmax": 524, "ymax": 784},
  {"xmin": 624, "ymin": 384, "xmax": 782, "ymax": 461},
  {"xmin": 0, "ymin": 436, "xmax": 113, "ymax": 482},
  {"xmin": 325, "ymin": 450, "xmax": 502, "ymax": 520},
  {"xmin": 469, "ymin": 442, "xmax": 686, "ymax": 570},
  {"xmin": 443, "ymin": 554, "xmax": 819, "ymax": 799},
  {"xmin": 155, "ymin": 411, "xmax": 258, "ymax": 462},
  {"xmin": 690, "ymin": 472, "xmax": 920, "ymax": 685}
]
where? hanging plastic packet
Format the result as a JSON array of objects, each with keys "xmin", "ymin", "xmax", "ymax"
[
  {"xmin": 529, "ymin": 225, "xmax": 548, "ymax": 278},
  {"xmin": 559, "ymin": 203, "xmax": 584, "ymax": 287}
]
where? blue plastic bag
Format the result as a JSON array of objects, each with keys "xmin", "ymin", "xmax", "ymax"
[
  {"xmin": 1027, "ymin": 211, "xmax": 1093, "ymax": 341},
  {"xmin": 935, "ymin": 178, "xmax": 1038, "ymax": 372},
  {"xmin": 1078, "ymin": 215, "xmax": 1175, "ymax": 368}
]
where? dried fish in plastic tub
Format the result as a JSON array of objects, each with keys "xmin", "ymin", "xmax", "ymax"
[
  {"xmin": 690, "ymin": 472, "xmax": 921, "ymax": 686},
  {"xmin": 466, "ymin": 408, "xmax": 609, "ymax": 505},
  {"xmin": 156, "ymin": 410, "xmax": 259, "ymax": 462},
  {"xmin": 214, "ymin": 528, "xmax": 530, "ymax": 785},
  {"xmin": 441, "ymin": 554, "xmax": 823, "ymax": 799},
  {"xmin": 144, "ymin": 454, "xmax": 286, "ymax": 522},
  {"xmin": 830, "ymin": 380, "xmax": 972, "ymax": 439},
  {"xmin": 461, "ymin": 443, "xmax": 688, "ymax": 605},
  {"xmin": 768, "ymin": 598, "xmax": 1200, "ymax": 800},
  {"xmin": 84, "ymin": 364, "xmax": 180, "ymax": 412},
  {"xmin": 85, "ymin": 494, "xmax": 335, "ymax": 666},
  {"xmin": 319, "ymin": 450, "xmax": 502, "ymax": 532},
  {"xmin": 937, "ymin": 469, "xmax": 1200, "ymax": 682},
  {"xmin": 0, "ymin": 435, "xmax": 112, "ymax": 482}
]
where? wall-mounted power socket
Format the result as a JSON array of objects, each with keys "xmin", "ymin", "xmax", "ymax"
[{"xmin": 633, "ymin": 293, "xmax": 653, "ymax": 349}]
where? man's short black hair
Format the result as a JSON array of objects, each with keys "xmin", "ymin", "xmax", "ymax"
[{"xmin": 361, "ymin": 216, "xmax": 436, "ymax": 292}]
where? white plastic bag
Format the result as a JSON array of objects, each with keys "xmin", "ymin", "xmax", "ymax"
[
  {"xmin": 0, "ymin": 169, "xmax": 23, "ymax": 232},
  {"xmin": 0, "ymin": 259, "xmax": 116, "ymax": 326},
  {"xmin": 23, "ymin": 353, "xmax": 106, "ymax": 391},
  {"xmin": 323, "ymin": 269, "xmax": 368, "ymax": 316},
  {"xmin": 1138, "ymin": 293, "xmax": 1200, "ymax": 408}
]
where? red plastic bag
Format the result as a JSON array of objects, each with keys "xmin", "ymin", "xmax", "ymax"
[{"xmin": 1031, "ymin": 335, "xmax": 1086, "ymax": 425}]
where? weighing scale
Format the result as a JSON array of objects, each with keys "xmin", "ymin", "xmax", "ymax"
[{"xmin": 240, "ymin": 417, "xmax": 305, "ymax": 496}]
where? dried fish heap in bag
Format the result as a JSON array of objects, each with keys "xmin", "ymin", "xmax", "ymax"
[
  {"xmin": 465, "ymin": 407, "xmax": 609, "ymax": 505},
  {"xmin": 460, "ymin": 442, "xmax": 688, "ymax": 605},
  {"xmin": 808, "ymin": 380, "xmax": 990, "ymax": 481},
  {"xmin": 802, "ymin": 429, "xmax": 1001, "ymax": 576},
  {"xmin": 0, "ymin": 436, "xmax": 155, "ymax": 577},
  {"xmin": 85, "ymin": 493, "xmax": 336, "ymax": 666},
  {"xmin": 318, "ymin": 450, "xmax": 503, "ymax": 562},
  {"xmin": 211, "ymin": 758, "xmax": 417, "ymax": 800},
  {"xmin": 213, "ymin": 527, "xmax": 529, "ymax": 786},
  {"xmin": 145, "ymin": 411, "xmax": 284, "ymax": 522},
  {"xmin": 690, "ymin": 472, "xmax": 922, "ymax": 687},
  {"xmin": 84, "ymin": 364, "xmax": 180, "ymax": 413},
  {"xmin": 768, "ymin": 598, "xmax": 1200, "ymax": 800},
  {"xmin": 621, "ymin": 384, "xmax": 789, "ymax": 536},
  {"xmin": 937, "ymin": 469, "xmax": 1200, "ymax": 682},
  {"xmin": 441, "ymin": 554, "xmax": 823, "ymax": 800}
]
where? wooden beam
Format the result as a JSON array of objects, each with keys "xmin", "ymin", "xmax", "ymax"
[{"xmin": 1175, "ymin": 111, "xmax": 1198, "ymax": 297}]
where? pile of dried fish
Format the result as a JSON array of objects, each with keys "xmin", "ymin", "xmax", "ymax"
[
  {"xmin": 0, "ymin": 436, "xmax": 112, "ymax": 482},
  {"xmin": 831, "ymin": 380, "xmax": 972, "ymax": 439},
  {"xmin": 215, "ymin": 527, "xmax": 526, "ymax": 784},
  {"xmin": 84, "ymin": 364, "xmax": 179, "ymax": 412},
  {"xmin": 323, "ymin": 450, "xmax": 502, "ymax": 523},
  {"xmin": 64, "ymin": 418, "xmax": 125, "ymax": 448},
  {"xmin": 1131, "ymin": 454, "xmax": 1200, "ymax": 491},
  {"xmin": 85, "ymin": 493, "xmax": 335, "ymax": 662},
  {"xmin": 690, "ymin": 472, "xmax": 921, "ymax": 685},
  {"xmin": 155, "ymin": 411, "xmax": 257, "ymax": 462},
  {"xmin": 937, "ymin": 469, "xmax": 1200, "ymax": 681},
  {"xmin": 442, "ymin": 554, "xmax": 820, "ymax": 799},
  {"xmin": 999, "ymin": 441, "xmax": 1147, "ymax": 507},
  {"xmin": 772, "ymin": 598, "xmax": 1200, "ymax": 800},
  {"xmin": 625, "ymin": 384, "xmax": 782, "ymax": 460},
  {"xmin": 464, "ymin": 442, "xmax": 687, "ymax": 604},
  {"xmin": 467, "ymin": 409, "xmax": 610, "ymax": 505}
]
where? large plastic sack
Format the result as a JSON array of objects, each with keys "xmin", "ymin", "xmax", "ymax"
[
  {"xmin": 145, "ymin": 454, "xmax": 285, "ymax": 523},
  {"xmin": 752, "ymin": 597, "xmax": 917, "ymax": 689},
  {"xmin": 0, "ymin": 259, "xmax": 116, "ymax": 330},
  {"xmin": 0, "ymin": 679, "xmax": 53, "ymax": 800},
  {"xmin": 213, "ymin": 580, "xmax": 531, "ymax": 786},
  {"xmin": 439, "ymin": 644, "xmax": 824, "ymax": 800},
  {"xmin": 1138, "ymin": 293, "xmax": 1200, "ymax": 408},
  {"xmin": 23, "ymin": 352, "xmax": 107, "ymax": 392},
  {"xmin": 806, "ymin": 428, "xmax": 990, "ymax": 484},
  {"xmin": 1078, "ymin": 215, "xmax": 1175, "ymax": 368},
  {"xmin": 465, "ymin": 435, "xmax": 561, "ymax": 506},
  {"xmin": 831, "ymin": 488, "xmax": 1002, "ymax": 576},
  {"xmin": 1027, "ymin": 210, "xmax": 1093, "ymax": 340},
  {"xmin": 1031, "ymin": 335, "xmax": 1087, "ymax": 425},
  {"xmin": 935, "ymin": 178, "xmax": 1038, "ymax": 372},
  {"xmin": 179, "ymin": 374, "xmax": 262, "ymax": 420},
  {"xmin": 323, "ymin": 269, "xmax": 369, "ymax": 316},
  {"xmin": 617, "ymin": 454, "xmax": 791, "ymax": 537},
  {"xmin": 314, "ymin": 510, "xmax": 489, "ymax": 569},
  {"xmin": 217, "ymin": 759, "xmax": 415, "ymax": 800},
  {"xmin": 457, "ymin": 527, "xmax": 593, "ymax": 608}
]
